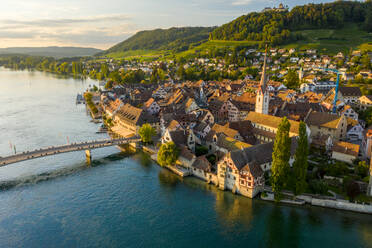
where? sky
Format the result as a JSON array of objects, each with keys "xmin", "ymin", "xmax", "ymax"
[{"xmin": 0, "ymin": 0, "xmax": 337, "ymax": 50}]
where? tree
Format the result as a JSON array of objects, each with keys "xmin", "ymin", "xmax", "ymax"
[
  {"xmin": 109, "ymin": 71, "xmax": 121, "ymax": 83},
  {"xmin": 284, "ymin": 69, "xmax": 299, "ymax": 89},
  {"xmin": 138, "ymin": 124, "xmax": 156, "ymax": 144},
  {"xmin": 100, "ymin": 63, "xmax": 109, "ymax": 79},
  {"xmin": 157, "ymin": 142, "xmax": 179, "ymax": 167},
  {"xmin": 292, "ymin": 121, "xmax": 308, "ymax": 196},
  {"xmin": 105, "ymin": 80, "xmax": 113, "ymax": 89},
  {"xmin": 345, "ymin": 180, "xmax": 360, "ymax": 202},
  {"xmin": 355, "ymin": 161, "xmax": 369, "ymax": 178},
  {"xmin": 177, "ymin": 64, "xmax": 186, "ymax": 80},
  {"xmin": 271, "ymin": 117, "xmax": 291, "ymax": 201},
  {"xmin": 361, "ymin": 54, "xmax": 371, "ymax": 70}
]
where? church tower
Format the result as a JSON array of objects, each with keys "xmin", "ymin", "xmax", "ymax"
[{"xmin": 255, "ymin": 48, "xmax": 269, "ymax": 115}]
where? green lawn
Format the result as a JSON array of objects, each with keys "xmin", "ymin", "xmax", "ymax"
[
  {"xmin": 172, "ymin": 40, "xmax": 261, "ymax": 59},
  {"xmin": 103, "ymin": 49, "xmax": 166, "ymax": 60},
  {"xmin": 285, "ymin": 23, "xmax": 372, "ymax": 54}
]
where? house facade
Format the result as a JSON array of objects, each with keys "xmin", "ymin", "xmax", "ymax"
[
  {"xmin": 217, "ymin": 145, "xmax": 266, "ymax": 198},
  {"xmin": 114, "ymin": 103, "xmax": 160, "ymax": 135},
  {"xmin": 245, "ymin": 112, "xmax": 305, "ymax": 143},
  {"xmin": 305, "ymin": 112, "xmax": 347, "ymax": 142},
  {"xmin": 143, "ymin": 98, "xmax": 160, "ymax": 115},
  {"xmin": 358, "ymin": 95, "xmax": 372, "ymax": 110},
  {"xmin": 331, "ymin": 141, "xmax": 360, "ymax": 164}
]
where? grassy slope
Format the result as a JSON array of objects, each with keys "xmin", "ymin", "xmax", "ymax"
[
  {"xmin": 173, "ymin": 40, "xmax": 261, "ymax": 58},
  {"xmin": 103, "ymin": 24, "xmax": 371, "ymax": 60},
  {"xmin": 285, "ymin": 24, "xmax": 372, "ymax": 54}
]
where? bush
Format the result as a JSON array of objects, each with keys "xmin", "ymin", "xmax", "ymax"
[
  {"xmin": 195, "ymin": 145, "xmax": 208, "ymax": 157},
  {"xmin": 206, "ymin": 154, "xmax": 216, "ymax": 165},
  {"xmin": 355, "ymin": 161, "xmax": 369, "ymax": 178},
  {"xmin": 325, "ymin": 162, "xmax": 349, "ymax": 177},
  {"xmin": 345, "ymin": 180, "xmax": 361, "ymax": 202},
  {"xmin": 309, "ymin": 180, "xmax": 328, "ymax": 195}
]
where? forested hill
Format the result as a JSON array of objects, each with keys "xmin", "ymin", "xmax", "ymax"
[
  {"xmin": 210, "ymin": 1, "xmax": 372, "ymax": 45},
  {"xmin": 101, "ymin": 26, "xmax": 215, "ymax": 55},
  {"xmin": 0, "ymin": 47, "xmax": 102, "ymax": 58}
]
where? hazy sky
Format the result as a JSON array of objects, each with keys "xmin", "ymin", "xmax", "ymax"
[{"xmin": 0, "ymin": 0, "xmax": 337, "ymax": 49}]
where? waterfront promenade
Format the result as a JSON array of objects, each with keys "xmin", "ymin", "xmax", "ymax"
[{"xmin": 0, "ymin": 137, "xmax": 140, "ymax": 166}]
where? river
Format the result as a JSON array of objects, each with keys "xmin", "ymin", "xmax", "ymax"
[{"xmin": 0, "ymin": 67, "xmax": 371, "ymax": 248}]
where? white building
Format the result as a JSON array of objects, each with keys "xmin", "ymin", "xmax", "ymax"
[{"xmin": 255, "ymin": 50, "xmax": 269, "ymax": 115}]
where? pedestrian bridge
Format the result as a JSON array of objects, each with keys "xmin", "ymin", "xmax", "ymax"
[{"xmin": 0, "ymin": 137, "xmax": 141, "ymax": 167}]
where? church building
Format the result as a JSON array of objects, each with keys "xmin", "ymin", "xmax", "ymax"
[{"xmin": 255, "ymin": 48, "xmax": 270, "ymax": 115}]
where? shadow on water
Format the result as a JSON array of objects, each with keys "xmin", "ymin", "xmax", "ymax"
[
  {"xmin": 0, "ymin": 151, "xmax": 136, "ymax": 191},
  {"xmin": 158, "ymin": 168, "xmax": 182, "ymax": 188},
  {"xmin": 132, "ymin": 150, "xmax": 153, "ymax": 170}
]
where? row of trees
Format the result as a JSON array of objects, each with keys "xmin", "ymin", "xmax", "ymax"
[
  {"xmin": 271, "ymin": 118, "xmax": 309, "ymax": 200},
  {"xmin": 84, "ymin": 92, "xmax": 98, "ymax": 114},
  {"xmin": 0, "ymin": 55, "xmax": 86, "ymax": 76}
]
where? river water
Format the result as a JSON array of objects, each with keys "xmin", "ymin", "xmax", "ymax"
[{"xmin": 0, "ymin": 67, "xmax": 371, "ymax": 248}]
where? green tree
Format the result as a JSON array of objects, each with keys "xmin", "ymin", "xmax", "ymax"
[
  {"xmin": 105, "ymin": 80, "xmax": 113, "ymax": 89},
  {"xmin": 271, "ymin": 117, "xmax": 291, "ymax": 201},
  {"xmin": 361, "ymin": 54, "xmax": 371, "ymax": 70},
  {"xmin": 59, "ymin": 62, "xmax": 69, "ymax": 74},
  {"xmin": 292, "ymin": 121, "xmax": 308, "ymax": 196},
  {"xmin": 355, "ymin": 161, "xmax": 369, "ymax": 178},
  {"xmin": 101, "ymin": 63, "xmax": 109, "ymax": 79},
  {"xmin": 157, "ymin": 142, "xmax": 179, "ymax": 167},
  {"xmin": 41, "ymin": 59, "xmax": 50, "ymax": 71},
  {"xmin": 177, "ymin": 64, "xmax": 186, "ymax": 80},
  {"xmin": 109, "ymin": 71, "xmax": 121, "ymax": 83},
  {"xmin": 284, "ymin": 69, "xmax": 299, "ymax": 89},
  {"xmin": 139, "ymin": 123, "xmax": 156, "ymax": 143}
]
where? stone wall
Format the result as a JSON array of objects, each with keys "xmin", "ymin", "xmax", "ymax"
[
  {"xmin": 368, "ymin": 176, "xmax": 372, "ymax": 197},
  {"xmin": 311, "ymin": 198, "xmax": 372, "ymax": 214}
]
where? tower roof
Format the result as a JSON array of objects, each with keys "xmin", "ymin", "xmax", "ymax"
[{"xmin": 259, "ymin": 47, "xmax": 269, "ymax": 93}]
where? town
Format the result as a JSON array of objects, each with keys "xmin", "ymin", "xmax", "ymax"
[{"xmin": 79, "ymin": 45, "xmax": 372, "ymax": 213}]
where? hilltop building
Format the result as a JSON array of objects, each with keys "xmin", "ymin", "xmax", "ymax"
[{"xmin": 262, "ymin": 3, "xmax": 288, "ymax": 12}]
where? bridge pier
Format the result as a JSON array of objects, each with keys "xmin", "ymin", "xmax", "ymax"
[{"xmin": 85, "ymin": 149, "xmax": 92, "ymax": 165}]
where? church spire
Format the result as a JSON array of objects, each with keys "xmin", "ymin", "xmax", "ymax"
[
  {"xmin": 255, "ymin": 45, "xmax": 270, "ymax": 115},
  {"xmin": 259, "ymin": 45, "xmax": 268, "ymax": 92}
]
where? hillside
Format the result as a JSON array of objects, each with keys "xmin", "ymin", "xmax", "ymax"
[
  {"xmin": 0, "ymin": 46, "xmax": 102, "ymax": 58},
  {"xmin": 210, "ymin": 1, "xmax": 372, "ymax": 46},
  {"xmin": 101, "ymin": 26, "xmax": 215, "ymax": 57},
  {"xmin": 101, "ymin": 1, "xmax": 372, "ymax": 60}
]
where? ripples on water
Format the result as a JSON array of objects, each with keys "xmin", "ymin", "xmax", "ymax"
[{"xmin": 0, "ymin": 68, "xmax": 372, "ymax": 248}]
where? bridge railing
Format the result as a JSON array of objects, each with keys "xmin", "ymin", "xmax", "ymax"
[{"xmin": 0, "ymin": 136, "xmax": 141, "ymax": 164}]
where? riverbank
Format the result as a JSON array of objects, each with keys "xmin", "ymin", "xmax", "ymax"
[
  {"xmin": 107, "ymin": 124, "xmax": 372, "ymax": 215},
  {"xmin": 261, "ymin": 189, "xmax": 372, "ymax": 214},
  {"xmin": 137, "ymin": 140, "xmax": 372, "ymax": 215}
]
